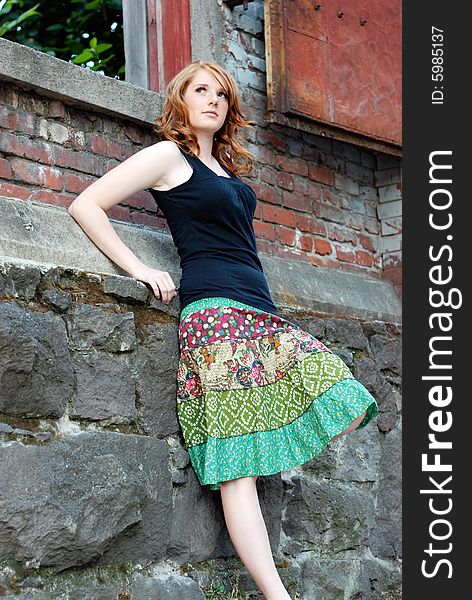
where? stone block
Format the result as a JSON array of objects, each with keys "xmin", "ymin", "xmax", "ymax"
[
  {"xmin": 369, "ymin": 427, "xmax": 402, "ymax": 559},
  {"xmin": 332, "ymin": 426, "xmax": 382, "ymax": 483},
  {"xmin": 282, "ymin": 477, "xmax": 375, "ymax": 555},
  {"xmin": 134, "ymin": 322, "xmax": 181, "ymax": 437},
  {"xmin": 326, "ymin": 318, "xmax": 368, "ymax": 349},
  {"xmin": 0, "ymin": 302, "xmax": 74, "ymax": 418},
  {"xmin": 0, "ymin": 432, "xmax": 172, "ymax": 570},
  {"xmin": 0, "ymin": 261, "xmax": 42, "ymax": 300},
  {"xmin": 131, "ymin": 571, "xmax": 205, "ymax": 600},
  {"xmin": 369, "ymin": 335, "xmax": 402, "ymax": 375},
  {"xmin": 70, "ymin": 352, "xmax": 137, "ymax": 422},
  {"xmin": 63, "ymin": 303, "xmax": 137, "ymax": 352}
]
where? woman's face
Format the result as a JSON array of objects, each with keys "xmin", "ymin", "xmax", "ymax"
[{"xmin": 182, "ymin": 68, "xmax": 229, "ymax": 137}]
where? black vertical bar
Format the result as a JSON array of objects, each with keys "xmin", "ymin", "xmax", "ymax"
[{"xmin": 403, "ymin": 2, "xmax": 469, "ymax": 597}]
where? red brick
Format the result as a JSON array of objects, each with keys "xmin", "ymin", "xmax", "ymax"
[
  {"xmin": 0, "ymin": 181, "xmax": 31, "ymax": 200},
  {"xmin": 11, "ymin": 158, "xmax": 62, "ymax": 190},
  {"xmin": 356, "ymin": 250, "xmax": 373, "ymax": 267},
  {"xmin": 335, "ymin": 247, "xmax": 356, "ymax": 263},
  {"xmin": 326, "ymin": 223, "xmax": 358, "ymax": 245},
  {"xmin": 274, "ymin": 246, "xmax": 310, "ymax": 262},
  {"xmin": 29, "ymin": 189, "xmax": 75, "ymax": 208},
  {"xmin": 383, "ymin": 266, "xmax": 402, "ymax": 286},
  {"xmin": 275, "ymin": 155, "xmax": 308, "ymax": 177},
  {"xmin": 300, "ymin": 235, "xmax": 313, "ymax": 252},
  {"xmin": 0, "ymin": 132, "xmax": 50, "ymax": 163},
  {"xmin": 276, "ymin": 171, "xmax": 294, "ymax": 191},
  {"xmin": 129, "ymin": 211, "xmax": 161, "ymax": 228},
  {"xmin": 64, "ymin": 173, "xmax": 96, "ymax": 194},
  {"xmin": 90, "ymin": 133, "xmax": 125, "ymax": 160},
  {"xmin": 308, "ymin": 165, "xmax": 334, "ymax": 186},
  {"xmin": 260, "ymin": 165, "xmax": 277, "ymax": 185},
  {"xmin": 251, "ymin": 181, "xmax": 281, "ymax": 205},
  {"xmin": 53, "ymin": 146, "xmax": 104, "ymax": 175},
  {"xmin": 309, "ymin": 254, "xmax": 337, "ymax": 269},
  {"xmin": 123, "ymin": 190, "xmax": 157, "ymax": 212},
  {"xmin": 257, "ymin": 130, "xmax": 287, "ymax": 152},
  {"xmin": 107, "ymin": 204, "xmax": 131, "ymax": 222},
  {"xmin": 42, "ymin": 167, "xmax": 63, "ymax": 191},
  {"xmin": 0, "ymin": 105, "xmax": 35, "ymax": 134},
  {"xmin": 282, "ymin": 190, "xmax": 312, "ymax": 213},
  {"xmin": 261, "ymin": 204, "xmax": 296, "ymax": 228},
  {"xmin": 383, "ymin": 252, "xmax": 402, "ymax": 269},
  {"xmin": 306, "ymin": 180, "xmax": 322, "ymax": 201},
  {"xmin": 0, "ymin": 158, "xmax": 13, "ymax": 179},
  {"xmin": 296, "ymin": 214, "xmax": 326, "ymax": 236},
  {"xmin": 292, "ymin": 175, "xmax": 308, "ymax": 194},
  {"xmin": 314, "ymin": 201, "xmax": 344, "ymax": 224},
  {"xmin": 275, "ymin": 227, "xmax": 296, "ymax": 246},
  {"xmin": 359, "ymin": 233, "xmax": 375, "ymax": 252},
  {"xmin": 256, "ymin": 239, "xmax": 272, "ymax": 256},
  {"xmin": 348, "ymin": 213, "xmax": 363, "ymax": 231},
  {"xmin": 314, "ymin": 239, "xmax": 332, "ymax": 256},
  {"xmin": 373, "ymin": 255, "xmax": 383, "ymax": 269},
  {"xmin": 321, "ymin": 188, "xmax": 339, "ymax": 205},
  {"xmin": 123, "ymin": 124, "xmax": 147, "ymax": 145},
  {"xmin": 48, "ymin": 100, "xmax": 66, "ymax": 119},
  {"xmin": 68, "ymin": 130, "xmax": 87, "ymax": 151},
  {"xmin": 253, "ymin": 220, "xmax": 276, "ymax": 241}
]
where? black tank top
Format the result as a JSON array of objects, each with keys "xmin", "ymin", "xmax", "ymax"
[{"xmin": 147, "ymin": 147, "xmax": 278, "ymax": 316}]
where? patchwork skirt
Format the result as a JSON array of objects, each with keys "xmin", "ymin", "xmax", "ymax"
[{"xmin": 177, "ymin": 296, "xmax": 378, "ymax": 491}]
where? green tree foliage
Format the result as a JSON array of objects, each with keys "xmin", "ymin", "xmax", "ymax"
[{"xmin": 0, "ymin": 0, "xmax": 125, "ymax": 79}]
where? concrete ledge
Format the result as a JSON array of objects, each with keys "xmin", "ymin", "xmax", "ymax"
[
  {"xmin": 0, "ymin": 196, "xmax": 401, "ymax": 323},
  {"xmin": 0, "ymin": 37, "xmax": 162, "ymax": 125}
]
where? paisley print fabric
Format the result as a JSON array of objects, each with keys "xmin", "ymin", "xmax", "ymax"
[{"xmin": 177, "ymin": 297, "xmax": 378, "ymax": 491}]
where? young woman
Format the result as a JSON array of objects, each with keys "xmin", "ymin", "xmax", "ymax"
[{"xmin": 68, "ymin": 59, "xmax": 378, "ymax": 600}]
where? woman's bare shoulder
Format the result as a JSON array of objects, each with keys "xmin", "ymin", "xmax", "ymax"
[{"xmin": 145, "ymin": 140, "xmax": 184, "ymax": 188}]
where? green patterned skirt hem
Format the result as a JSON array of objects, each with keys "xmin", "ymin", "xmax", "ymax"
[{"xmin": 188, "ymin": 378, "xmax": 378, "ymax": 491}]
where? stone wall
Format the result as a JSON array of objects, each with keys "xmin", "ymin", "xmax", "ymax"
[{"xmin": 0, "ymin": 259, "xmax": 401, "ymax": 599}]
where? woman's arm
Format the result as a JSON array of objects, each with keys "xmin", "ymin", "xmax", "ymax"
[{"xmin": 68, "ymin": 140, "xmax": 179, "ymax": 304}]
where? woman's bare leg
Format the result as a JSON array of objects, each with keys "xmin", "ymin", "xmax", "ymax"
[
  {"xmin": 220, "ymin": 475, "xmax": 291, "ymax": 600},
  {"xmin": 330, "ymin": 409, "xmax": 368, "ymax": 442}
]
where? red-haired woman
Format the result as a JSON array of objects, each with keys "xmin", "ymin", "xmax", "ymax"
[{"xmin": 68, "ymin": 59, "xmax": 378, "ymax": 600}]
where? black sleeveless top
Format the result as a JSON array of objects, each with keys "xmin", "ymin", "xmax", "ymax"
[{"xmin": 147, "ymin": 147, "xmax": 278, "ymax": 316}]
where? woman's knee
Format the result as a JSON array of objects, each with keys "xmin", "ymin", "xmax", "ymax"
[{"xmin": 220, "ymin": 474, "xmax": 258, "ymax": 488}]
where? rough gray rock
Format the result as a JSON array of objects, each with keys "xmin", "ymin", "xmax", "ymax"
[
  {"xmin": 369, "ymin": 426, "xmax": 402, "ymax": 560},
  {"xmin": 63, "ymin": 303, "xmax": 137, "ymax": 352},
  {"xmin": 0, "ymin": 262, "xmax": 41, "ymax": 299},
  {"xmin": 332, "ymin": 425, "xmax": 382, "ymax": 483},
  {"xmin": 39, "ymin": 289, "xmax": 73, "ymax": 312},
  {"xmin": 101, "ymin": 273, "xmax": 149, "ymax": 302},
  {"xmin": 282, "ymin": 477, "xmax": 375, "ymax": 555},
  {"xmin": 298, "ymin": 555, "xmax": 358, "ymax": 600},
  {"xmin": 0, "ymin": 432, "xmax": 172, "ymax": 571},
  {"xmin": 326, "ymin": 318, "xmax": 368, "ymax": 349},
  {"xmin": 70, "ymin": 352, "xmax": 137, "ymax": 422},
  {"xmin": 132, "ymin": 570, "xmax": 205, "ymax": 599},
  {"xmin": 353, "ymin": 555, "xmax": 402, "ymax": 599},
  {"xmin": 353, "ymin": 357, "xmax": 390, "ymax": 398},
  {"xmin": 0, "ymin": 302, "xmax": 74, "ymax": 417},
  {"xmin": 134, "ymin": 321, "xmax": 180, "ymax": 437},
  {"xmin": 369, "ymin": 334, "xmax": 402, "ymax": 375}
]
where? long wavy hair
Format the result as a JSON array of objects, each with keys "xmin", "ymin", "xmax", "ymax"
[{"xmin": 153, "ymin": 60, "xmax": 256, "ymax": 177}]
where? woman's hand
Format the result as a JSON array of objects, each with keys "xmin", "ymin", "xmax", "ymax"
[{"xmin": 131, "ymin": 265, "xmax": 178, "ymax": 305}]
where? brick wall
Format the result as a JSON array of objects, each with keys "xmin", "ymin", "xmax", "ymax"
[{"xmin": 0, "ymin": 0, "xmax": 402, "ymax": 294}]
